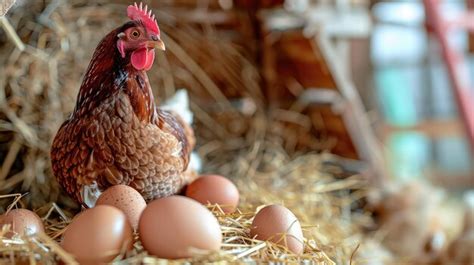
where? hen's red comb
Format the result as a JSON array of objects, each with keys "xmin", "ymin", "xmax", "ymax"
[{"xmin": 127, "ymin": 2, "xmax": 160, "ymax": 35}]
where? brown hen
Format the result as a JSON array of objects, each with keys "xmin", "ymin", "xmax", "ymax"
[{"xmin": 51, "ymin": 3, "xmax": 193, "ymax": 206}]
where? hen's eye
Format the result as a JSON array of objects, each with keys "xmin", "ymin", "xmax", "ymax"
[{"xmin": 131, "ymin": 30, "xmax": 140, "ymax": 38}]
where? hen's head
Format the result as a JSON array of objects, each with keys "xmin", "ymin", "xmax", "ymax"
[{"xmin": 117, "ymin": 3, "xmax": 164, "ymax": 71}]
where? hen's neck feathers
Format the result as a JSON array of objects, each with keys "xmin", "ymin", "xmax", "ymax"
[{"xmin": 73, "ymin": 27, "xmax": 157, "ymax": 123}]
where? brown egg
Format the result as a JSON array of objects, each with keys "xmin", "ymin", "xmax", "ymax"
[
  {"xmin": 96, "ymin": 184, "xmax": 146, "ymax": 230},
  {"xmin": 185, "ymin": 174, "xmax": 239, "ymax": 213},
  {"xmin": 0, "ymin": 209, "xmax": 44, "ymax": 237},
  {"xmin": 139, "ymin": 196, "xmax": 222, "ymax": 259},
  {"xmin": 250, "ymin": 205, "xmax": 304, "ymax": 254},
  {"xmin": 61, "ymin": 205, "xmax": 133, "ymax": 264}
]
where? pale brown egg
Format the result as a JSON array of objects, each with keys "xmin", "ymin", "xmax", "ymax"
[
  {"xmin": 96, "ymin": 184, "xmax": 146, "ymax": 230},
  {"xmin": 61, "ymin": 205, "xmax": 133, "ymax": 264},
  {"xmin": 0, "ymin": 209, "xmax": 44, "ymax": 237},
  {"xmin": 185, "ymin": 174, "xmax": 239, "ymax": 213},
  {"xmin": 139, "ymin": 196, "xmax": 222, "ymax": 259},
  {"xmin": 250, "ymin": 204, "xmax": 304, "ymax": 254}
]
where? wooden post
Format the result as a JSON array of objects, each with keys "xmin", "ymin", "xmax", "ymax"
[{"xmin": 315, "ymin": 32, "xmax": 387, "ymax": 184}]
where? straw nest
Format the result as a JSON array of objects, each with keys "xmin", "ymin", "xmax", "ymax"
[{"xmin": 0, "ymin": 1, "xmax": 384, "ymax": 264}]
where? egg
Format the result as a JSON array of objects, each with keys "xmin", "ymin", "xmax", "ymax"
[
  {"xmin": 139, "ymin": 196, "xmax": 222, "ymax": 259},
  {"xmin": 61, "ymin": 205, "xmax": 133, "ymax": 264},
  {"xmin": 95, "ymin": 184, "xmax": 146, "ymax": 230},
  {"xmin": 250, "ymin": 205, "xmax": 304, "ymax": 254},
  {"xmin": 185, "ymin": 174, "xmax": 239, "ymax": 213},
  {"xmin": 0, "ymin": 209, "xmax": 44, "ymax": 237}
]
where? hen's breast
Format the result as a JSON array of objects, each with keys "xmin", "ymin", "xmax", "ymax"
[{"xmin": 51, "ymin": 91, "xmax": 186, "ymax": 203}]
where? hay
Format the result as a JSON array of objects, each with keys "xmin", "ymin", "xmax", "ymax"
[{"xmin": 0, "ymin": 1, "xmax": 378, "ymax": 264}]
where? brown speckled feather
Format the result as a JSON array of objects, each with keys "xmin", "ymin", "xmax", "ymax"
[{"xmin": 51, "ymin": 22, "xmax": 190, "ymax": 203}]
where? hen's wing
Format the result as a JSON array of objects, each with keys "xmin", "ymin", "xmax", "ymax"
[{"xmin": 155, "ymin": 109, "xmax": 192, "ymax": 169}]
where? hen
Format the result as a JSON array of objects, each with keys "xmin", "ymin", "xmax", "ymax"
[{"xmin": 51, "ymin": 3, "xmax": 194, "ymax": 206}]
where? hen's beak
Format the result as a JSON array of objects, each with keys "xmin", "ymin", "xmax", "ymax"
[{"xmin": 147, "ymin": 39, "xmax": 166, "ymax": 51}]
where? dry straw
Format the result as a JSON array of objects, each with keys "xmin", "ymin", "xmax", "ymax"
[{"xmin": 0, "ymin": 1, "xmax": 379, "ymax": 264}]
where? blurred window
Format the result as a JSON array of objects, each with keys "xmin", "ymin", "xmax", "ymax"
[{"xmin": 371, "ymin": 0, "xmax": 473, "ymax": 186}]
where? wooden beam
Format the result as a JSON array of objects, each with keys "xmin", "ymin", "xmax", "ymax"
[
  {"xmin": 379, "ymin": 119, "xmax": 464, "ymax": 139},
  {"xmin": 429, "ymin": 172, "xmax": 474, "ymax": 189}
]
